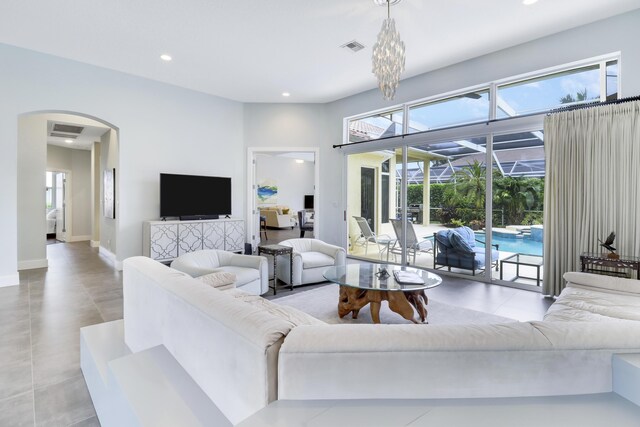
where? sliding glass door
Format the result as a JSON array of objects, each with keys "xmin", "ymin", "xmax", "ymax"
[{"xmin": 490, "ymin": 130, "xmax": 545, "ymax": 287}]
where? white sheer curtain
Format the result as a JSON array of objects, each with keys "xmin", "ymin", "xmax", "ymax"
[{"xmin": 543, "ymin": 100, "xmax": 640, "ymax": 296}]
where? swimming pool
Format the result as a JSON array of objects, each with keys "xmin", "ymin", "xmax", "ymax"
[{"xmin": 475, "ymin": 232, "xmax": 543, "ymax": 256}]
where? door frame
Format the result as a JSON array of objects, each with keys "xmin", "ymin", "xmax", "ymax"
[
  {"xmin": 246, "ymin": 147, "xmax": 320, "ymax": 250},
  {"xmin": 360, "ymin": 166, "xmax": 377, "ymax": 232},
  {"xmin": 48, "ymin": 168, "xmax": 72, "ymax": 242}
]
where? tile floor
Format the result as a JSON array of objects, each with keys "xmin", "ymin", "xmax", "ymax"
[
  {"xmin": 1, "ymin": 242, "xmax": 120, "ymax": 427},
  {"xmin": 1, "ymin": 241, "xmax": 554, "ymax": 426}
]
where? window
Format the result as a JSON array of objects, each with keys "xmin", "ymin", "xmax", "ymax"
[
  {"xmin": 344, "ymin": 55, "xmax": 620, "ymax": 146},
  {"xmin": 606, "ymin": 60, "xmax": 618, "ymax": 101},
  {"xmin": 408, "ymin": 89, "xmax": 490, "ymax": 133},
  {"xmin": 496, "ymin": 65, "xmax": 601, "ymax": 117},
  {"xmin": 348, "ymin": 109, "xmax": 403, "ymax": 144}
]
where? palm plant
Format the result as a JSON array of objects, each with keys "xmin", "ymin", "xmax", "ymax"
[
  {"xmin": 453, "ymin": 160, "xmax": 486, "ymax": 209},
  {"xmin": 493, "ymin": 177, "xmax": 543, "ymax": 225}
]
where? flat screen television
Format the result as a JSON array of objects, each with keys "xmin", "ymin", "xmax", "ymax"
[
  {"xmin": 160, "ymin": 173, "xmax": 231, "ymax": 219},
  {"xmin": 304, "ymin": 194, "xmax": 314, "ymax": 210}
]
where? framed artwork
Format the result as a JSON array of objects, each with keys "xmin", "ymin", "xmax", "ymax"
[
  {"xmin": 257, "ymin": 179, "xmax": 277, "ymax": 204},
  {"xmin": 103, "ymin": 168, "xmax": 115, "ymax": 219}
]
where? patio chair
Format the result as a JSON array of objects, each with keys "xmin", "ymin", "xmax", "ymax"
[
  {"xmin": 353, "ymin": 216, "xmax": 396, "ymax": 261},
  {"xmin": 433, "ymin": 226, "xmax": 499, "ymax": 275},
  {"xmin": 389, "ymin": 219, "xmax": 434, "ymax": 265}
]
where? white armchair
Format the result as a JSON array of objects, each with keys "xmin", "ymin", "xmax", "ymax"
[
  {"xmin": 170, "ymin": 249, "xmax": 268, "ymax": 295},
  {"xmin": 276, "ymin": 239, "xmax": 346, "ymax": 287}
]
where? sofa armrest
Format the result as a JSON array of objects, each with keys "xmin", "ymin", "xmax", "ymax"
[
  {"xmin": 228, "ymin": 253, "xmax": 267, "ymax": 270},
  {"xmin": 564, "ymin": 271, "xmax": 640, "ymax": 295},
  {"xmin": 311, "ymin": 240, "xmax": 346, "ymax": 264},
  {"xmin": 169, "ymin": 259, "xmax": 217, "ymax": 278}
]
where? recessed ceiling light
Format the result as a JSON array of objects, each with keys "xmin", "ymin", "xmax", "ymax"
[
  {"xmin": 160, "ymin": 54, "xmax": 172, "ymax": 61},
  {"xmin": 64, "ymin": 139, "xmax": 73, "ymax": 144},
  {"xmin": 295, "ymin": 159, "xmax": 304, "ymax": 164},
  {"xmin": 282, "ymin": 92, "xmax": 291, "ymax": 97},
  {"xmin": 522, "ymin": 0, "xmax": 538, "ymax": 5}
]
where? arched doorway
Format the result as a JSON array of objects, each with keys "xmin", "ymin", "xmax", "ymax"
[{"xmin": 17, "ymin": 111, "xmax": 119, "ymax": 270}]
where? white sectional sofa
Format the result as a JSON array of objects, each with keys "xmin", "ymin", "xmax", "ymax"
[{"xmin": 122, "ymin": 258, "xmax": 640, "ymax": 424}]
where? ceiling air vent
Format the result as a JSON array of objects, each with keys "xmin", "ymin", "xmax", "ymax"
[
  {"xmin": 341, "ymin": 40, "xmax": 365, "ymax": 53},
  {"xmin": 53, "ymin": 124, "xmax": 84, "ymax": 134},
  {"xmin": 50, "ymin": 132, "xmax": 78, "ymax": 139}
]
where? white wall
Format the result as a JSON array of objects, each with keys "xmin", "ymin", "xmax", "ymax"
[
  {"xmin": 255, "ymin": 154, "xmax": 314, "ymax": 212},
  {"xmin": 47, "ymin": 144, "xmax": 93, "ymax": 240},
  {"xmin": 1, "ymin": 42, "xmax": 244, "ymax": 283},
  {"xmin": 91, "ymin": 141, "xmax": 101, "ymax": 244},
  {"xmin": 17, "ymin": 115, "xmax": 47, "ymax": 270}
]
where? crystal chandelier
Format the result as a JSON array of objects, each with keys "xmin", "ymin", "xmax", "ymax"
[{"xmin": 372, "ymin": 0, "xmax": 405, "ymax": 101}]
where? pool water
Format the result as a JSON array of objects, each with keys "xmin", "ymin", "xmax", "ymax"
[{"xmin": 475, "ymin": 232, "xmax": 543, "ymax": 256}]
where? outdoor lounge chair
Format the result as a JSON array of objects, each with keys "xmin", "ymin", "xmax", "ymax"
[
  {"xmin": 433, "ymin": 226, "xmax": 499, "ymax": 275},
  {"xmin": 353, "ymin": 216, "xmax": 396, "ymax": 261},
  {"xmin": 389, "ymin": 219, "xmax": 434, "ymax": 265}
]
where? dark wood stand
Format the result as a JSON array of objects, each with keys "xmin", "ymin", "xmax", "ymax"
[
  {"xmin": 257, "ymin": 244, "xmax": 293, "ymax": 295},
  {"xmin": 580, "ymin": 252, "xmax": 640, "ymax": 280}
]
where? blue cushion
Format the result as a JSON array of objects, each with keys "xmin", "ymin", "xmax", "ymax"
[
  {"xmin": 473, "ymin": 247, "xmax": 499, "ymax": 262},
  {"xmin": 435, "ymin": 230, "xmax": 454, "ymax": 250},
  {"xmin": 436, "ymin": 252, "xmax": 483, "ymax": 269},
  {"xmin": 449, "ymin": 230, "xmax": 474, "ymax": 254},
  {"xmin": 453, "ymin": 226, "xmax": 476, "ymax": 247}
]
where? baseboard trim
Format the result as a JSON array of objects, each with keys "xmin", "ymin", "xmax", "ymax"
[
  {"xmin": 90, "ymin": 240, "xmax": 100, "ymax": 248},
  {"xmin": 99, "ymin": 247, "xmax": 123, "ymax": 271},
  {"xmin": 18, "ymin": 259, "xmax": 48, "ymax": 270},
  {"xmin": 68, "ymin": 235, "xmax": 92, "ymax": 243},
  {"xmin": 0, "ymin": 273, "xmax": 20, "ymax": 287}
]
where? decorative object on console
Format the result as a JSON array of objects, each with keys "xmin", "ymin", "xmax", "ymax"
[
  {"xmin": 372, "ymin": 0, "xmax": 405, "ymax": 100},
  {"xmin": 599, "ymin": 231, "xmax": 618, "ymax": 259}
]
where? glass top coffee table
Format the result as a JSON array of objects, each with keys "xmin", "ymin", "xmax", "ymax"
[{"xmin": 323, "ymin": 263, "xmax": 442, "ymax": 324}]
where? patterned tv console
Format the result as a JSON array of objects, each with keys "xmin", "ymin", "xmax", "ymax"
[{"xmin": 143, "ymin": 218, "xmax": 245, "ymax": 262}]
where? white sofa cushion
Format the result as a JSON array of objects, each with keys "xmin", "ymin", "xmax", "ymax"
[
  {"xmin": 300, "ymin": 251, "xmax": 335, "ymax": 269},
  {"xmin": 198, "ymin": 271, "xmax": 236, "ymax": 290},
  {"xmin": 217, "ymin": 266, "xmax": 260, "ymax": 287},
  {"xmin": 226, "ymin": 289, "xmax": 325, "ymax": 327},
  {"xmin": 545, "ymin": 285, "xmax": 640, "ymax": 322}
]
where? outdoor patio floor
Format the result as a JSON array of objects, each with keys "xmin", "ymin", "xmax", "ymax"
[{"xmin": 349, "ymin": 222, "xmax": 544, "ymax": 289}]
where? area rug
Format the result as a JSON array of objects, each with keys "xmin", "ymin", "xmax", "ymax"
[{"xmin": 273, "ymin": 285, "xmax": 515, "ymax": 325}]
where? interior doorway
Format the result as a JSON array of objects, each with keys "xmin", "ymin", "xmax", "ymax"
[
  {"xmin": 17, "ymin": 111, "xmax": 119, "ymax": 270},
  {"xmin": 360, "ymin": 167, "xmax": 376, "ymax": 232},
  {"xmin": 45, "ymin": 170, "xmax": 70, "ymax": 243},
  {"xmin": 247, "ymin": 147, "xmax": 320, "ymax": 250}
]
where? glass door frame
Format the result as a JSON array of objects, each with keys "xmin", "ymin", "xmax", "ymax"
[{"xmin": 341, "ymin": 114, "xmax": 544, "ymax": 289}]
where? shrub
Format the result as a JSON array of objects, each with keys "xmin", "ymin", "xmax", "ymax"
[{"xmin": 407, "ymin": 184, "xmax": 423, "ymax": 205}]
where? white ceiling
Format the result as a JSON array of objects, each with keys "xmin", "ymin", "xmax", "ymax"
[
  {"xmin": 1, "ymin": 0, "xmax": 639, "ymax": 103},
  {"xmin": 46, "ymin": 114, "xmax": 111, "ymax": 151}
]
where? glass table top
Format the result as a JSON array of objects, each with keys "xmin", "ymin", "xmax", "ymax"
[{"xmin": 323, "ymin": 263, "xmax": 442, "ymax": 292}]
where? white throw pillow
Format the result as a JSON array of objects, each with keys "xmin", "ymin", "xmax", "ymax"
[{"xmin": 198, "ymin": 272, "xmax": 237, "ymax": 290}]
